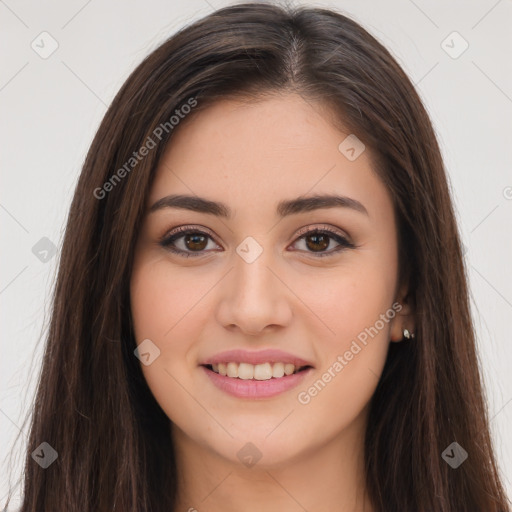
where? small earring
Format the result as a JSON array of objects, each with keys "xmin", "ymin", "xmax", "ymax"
[{"xmin": 403, "ymin": 328, "xmax": 415, "ymax": 340}]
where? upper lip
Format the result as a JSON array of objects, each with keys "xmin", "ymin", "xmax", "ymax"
[{"xmin": 201, "ymin": 349, "xmax": 314, "ymax": 368}]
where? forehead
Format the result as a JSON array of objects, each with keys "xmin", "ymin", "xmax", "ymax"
[{"xmin": 148, "ymin": 93, "xmax": 393, "ymax": 223}]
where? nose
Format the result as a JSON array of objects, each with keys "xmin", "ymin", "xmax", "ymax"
[{"xmin": 215, "ymin": 248, "xmax": 293, "ymax": 336}]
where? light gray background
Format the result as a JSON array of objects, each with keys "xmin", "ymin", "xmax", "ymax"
[{"xmin": 1, "ymin": 0, "xmax": 511, "ymax": 507}]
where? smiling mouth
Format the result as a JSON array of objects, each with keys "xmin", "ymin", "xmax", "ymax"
[{"xmin": 203, "ymin": 362, "xmax": 312, "ymax": 380}]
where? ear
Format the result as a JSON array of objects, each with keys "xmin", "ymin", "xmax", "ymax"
[{"xmin": 389, "ymin": 282, "xmax": 415, "ymax": 343}]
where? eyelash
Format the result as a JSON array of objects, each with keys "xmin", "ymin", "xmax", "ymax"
[{"xmin": 158, "ymin": 224, "xmax": 355, "ymax": 258}]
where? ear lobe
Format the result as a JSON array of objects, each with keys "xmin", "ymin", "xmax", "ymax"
[{"xmin": 389, "ymin": 284, "xmax": 415, "ymax": 343}]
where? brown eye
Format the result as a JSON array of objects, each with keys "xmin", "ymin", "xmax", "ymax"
[
  {"xmin": 304, "ymin": 233, "xmax": 330, "ymax": 252},
  {"xmin": 159, "ymin": 228, "xmax": 220, "ymax": 257},
  {"xmin": 183, "ymin": 233, "xmax": 208, "ymax": 251},
  {"xmin": 291, "ymin": 227, "xmax": 355, "ymax": 257}
]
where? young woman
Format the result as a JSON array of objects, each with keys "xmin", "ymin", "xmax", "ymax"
[{"xmin": 6, "ymin": 2, "xmax": 510, "ymax": 511}]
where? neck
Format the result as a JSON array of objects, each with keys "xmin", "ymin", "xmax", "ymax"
[{"xmin": 172, "ymin": 410, "xmax": 373, "ymax": 512}]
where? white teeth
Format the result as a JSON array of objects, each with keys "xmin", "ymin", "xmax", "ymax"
[
  {"xmin": 226, "ymin": 362, "xmax": 238, "ymax": 378},
  {"xmin": 284, "ymin": 363, "xmax": 295, "ymax": 376},
  {"xmin": 238, "ymin": 363, "xmax": 254, "ymax": 380},
  {"xmin": 254, "ymin": 362, "xmax": 272, "ymax": 380},
  {"xmin": 272, "ymin": 362, "xmax": 285, "ymax": 378},
  {"xmin": 209, "ymin": 361, "xmax": 307, "ymax": 380}
]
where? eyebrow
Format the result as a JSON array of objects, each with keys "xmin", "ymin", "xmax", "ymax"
[{"xmin": 148, "ymin": 193, "xmax": 368, "ymax": 218}]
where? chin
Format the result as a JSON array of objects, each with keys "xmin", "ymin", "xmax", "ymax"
[{"xmin": 210, "ymin": 429, "xmax": 307, "ymax": 469}]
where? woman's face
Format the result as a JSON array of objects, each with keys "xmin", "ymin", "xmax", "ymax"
[{"xmin": 130, "ymin": 93, "xmax": 409, "ymax": 468}]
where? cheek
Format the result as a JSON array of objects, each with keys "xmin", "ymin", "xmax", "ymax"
[
  {"xmin": 130, "ymin": 256, "xmax": 193, "ymax": 379},
  {"xmin": 292, "ymin": 253, "xmax": 397, "ymax": 415},
  {"xmin": 130, "ymin": 257, "xmax": 204, "ymax": 423},
  {"xmin": 298, "ymin": 259, "xmax": 396, "ymax": 352},
  {"xmin": 130, "ymin": 255, "xmax": 207, "ymax": 348}
]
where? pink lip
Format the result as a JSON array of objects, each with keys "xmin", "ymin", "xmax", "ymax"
[
  {"xmin": 201, "ymin": 365, "xmax": 313, "ymax": 399},
  {"xmin": 200, "ymin": 349, "xmax": 314, "ymax": 367}
]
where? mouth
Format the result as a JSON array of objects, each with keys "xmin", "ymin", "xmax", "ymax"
[
  {"xmin": 202, "ymin": 362, "xmax": 313, "ymax": 380},
  {"xmin": 199, "ymin": 349, "xmax": 314, "ymax": 398},
  {"xmin": 200, "ymin": 361, "xmax": 314, "ymax": 399}
]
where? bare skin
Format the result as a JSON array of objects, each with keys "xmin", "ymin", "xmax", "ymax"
[{"xmin": 130, "ymin": 92, "xmax": 414, "ymax": 512}]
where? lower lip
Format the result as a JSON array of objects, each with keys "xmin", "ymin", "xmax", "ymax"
[{"xmin": 201, "ymin": 366, "xmax": 313, "ymax": 399}]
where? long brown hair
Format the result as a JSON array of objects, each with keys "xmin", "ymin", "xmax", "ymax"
[{"xmin": 5, "ymin": 2, "xmax": 509, "ymax": 511}]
